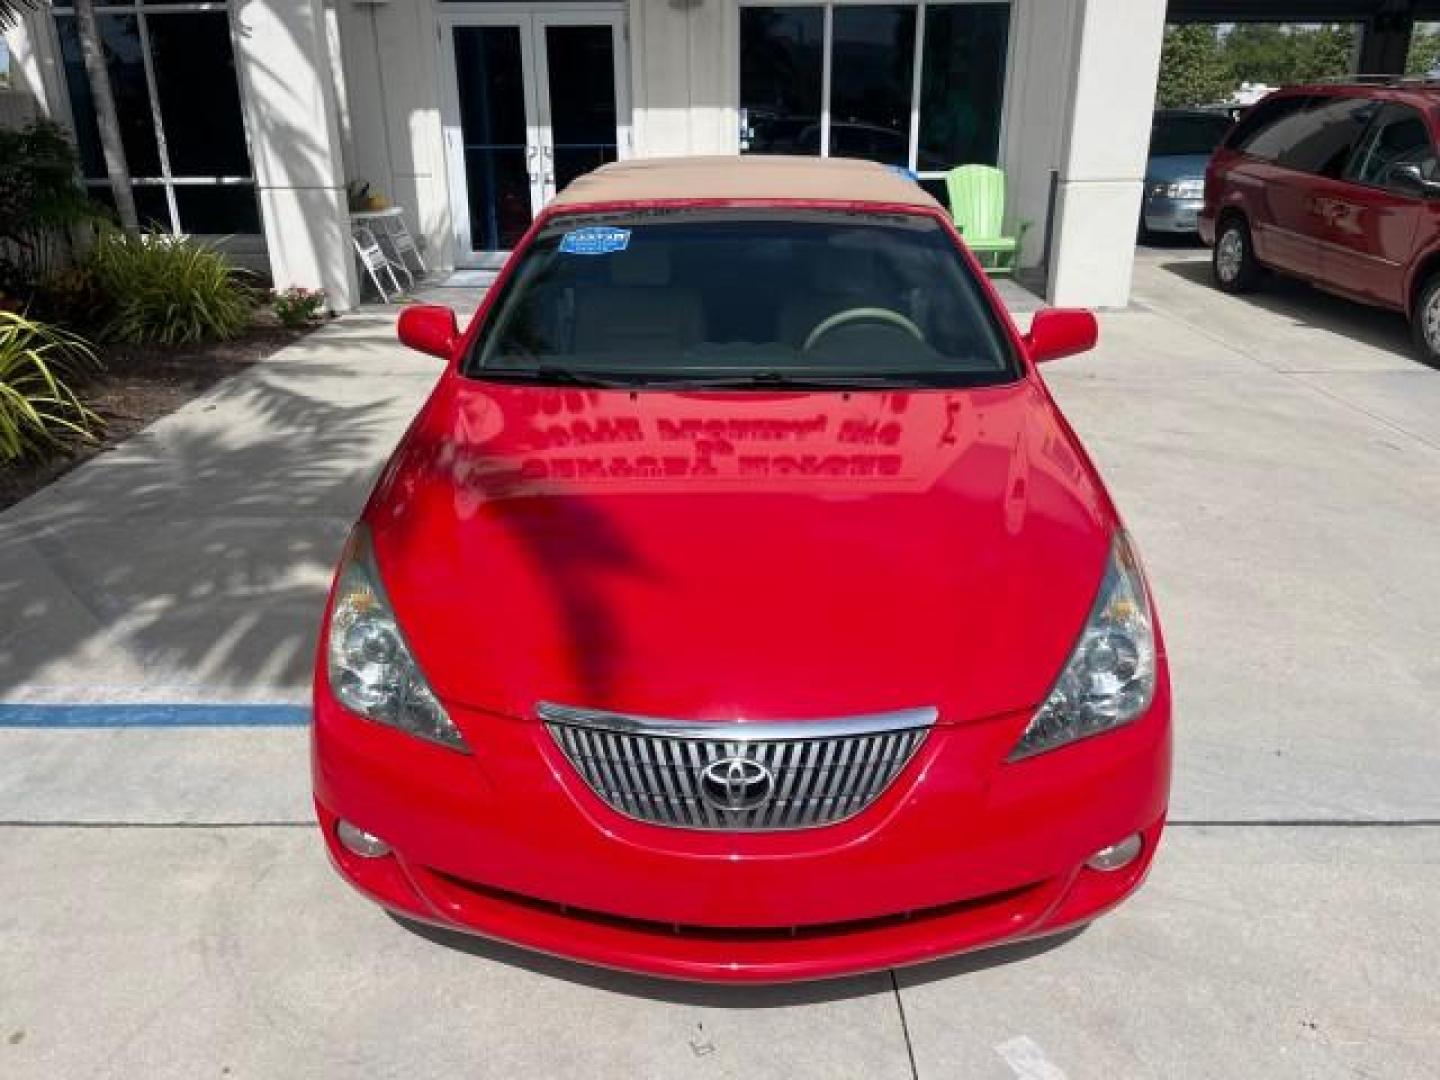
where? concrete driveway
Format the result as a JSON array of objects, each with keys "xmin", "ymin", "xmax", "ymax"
[{"xmin": 2, "ymin": 255, "xmax": 1437, "ymax": 1078}]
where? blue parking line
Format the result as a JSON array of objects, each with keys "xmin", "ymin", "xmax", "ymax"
[{"xmin": 0, "ymin": 704, "xmax": 310, "ymax": 728}]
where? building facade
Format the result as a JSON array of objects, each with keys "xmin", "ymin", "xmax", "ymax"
[{"xmin": 2, "ymin": 0, "xmax": 1170, "ymax": 309}]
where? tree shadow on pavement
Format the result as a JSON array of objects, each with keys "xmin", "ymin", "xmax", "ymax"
[
  {"xmin": 0, "ymin": 319, "xmax": 438, "ymax": 701},
  {"xmin": 391, "ymin": 913, "xmax": 1083, "ymax": 1005}
]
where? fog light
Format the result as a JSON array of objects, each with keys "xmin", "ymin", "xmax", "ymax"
[
  {"xmin": 336, "ymin": 819, "xmax": 391, "ymax": 859},
  {"xmin": 1086, "ymin": 834, "xmax": 1142, "ymax": 872}
]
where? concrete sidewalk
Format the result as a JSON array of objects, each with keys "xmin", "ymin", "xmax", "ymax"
[
  {"xmin": 1, "ymin": 256, "xmax": 1437, "ymax": 1077},
  {"xmin": 0, "ymin": 298, "xmax": 470, "ymax": 707}
]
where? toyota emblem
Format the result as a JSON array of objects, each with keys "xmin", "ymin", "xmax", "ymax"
[{"xmin": 698, "ymin": 755, "xmax": 775, "ymax": 812}]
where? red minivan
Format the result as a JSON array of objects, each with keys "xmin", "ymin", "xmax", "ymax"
[{"xmin": 1199, "ymin": 81, "xmax": 1440, "ymax": 362}]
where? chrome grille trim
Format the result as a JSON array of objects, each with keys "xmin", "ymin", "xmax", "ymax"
[{"xmin": 540, "ymin": 703, "xmax": 935, "ymax": 831}]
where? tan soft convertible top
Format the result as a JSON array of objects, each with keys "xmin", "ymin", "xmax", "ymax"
[{"xmin": 548, "ymin": 155, "xmax": 942, "ymax": 211}]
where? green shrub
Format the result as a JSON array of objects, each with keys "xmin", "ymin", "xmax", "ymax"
[
  {"xmin": 90, "ymin": 230, "xmax": 256, "ymax": 345},
  {"xmin": 30, "ymin": 263, "xmax": 113, "ymax": 333},
  {"xmin": 0, "ymin": 120, "xmax": 102, "ymax": 288},
  {"xmin": 271, "ymin": 286, "xmax": 328, "ymax": 329},
  {"xmin": 0, "ymin": 310, "xmax": 102, "ymax": 464}
]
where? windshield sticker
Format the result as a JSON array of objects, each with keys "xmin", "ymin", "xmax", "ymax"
[{"xmin": 559, "ymin": 226, "xmax": 631, "ymax": 255}]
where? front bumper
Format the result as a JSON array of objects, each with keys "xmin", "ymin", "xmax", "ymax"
[
  {"xmin": 1143, "ymin": 194, "xmax": 1204, "ymax": 234},
  {"xmin": 313, "ymin": 688, "xmax": 1171, "ymax": 983}
]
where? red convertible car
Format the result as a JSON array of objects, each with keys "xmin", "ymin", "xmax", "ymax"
[{"xmin": 312, "ymin": 156, "xmax": 1172, "ymax": 982}]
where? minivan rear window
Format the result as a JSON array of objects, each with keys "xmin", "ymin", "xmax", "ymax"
[
  {"xmin": 1231, "ymin": 95, "xmax": 1314, "ymax": 161},
  {"xmin": 1227, "ymin": 95, "xmax": 1308, "ymax": 155},
  {"xmin": 465, "ymin": 209, "xmax": 1020, "ymax": 389}
]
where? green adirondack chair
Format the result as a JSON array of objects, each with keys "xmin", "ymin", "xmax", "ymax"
[{"xmin": 945, "ymin": 165, "xmax": 1030, "ymax": 276}]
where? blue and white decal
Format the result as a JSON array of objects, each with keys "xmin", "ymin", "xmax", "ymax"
[{"xmin": 559, "ymin": 226, "xmax": 632, "ymax": 255}]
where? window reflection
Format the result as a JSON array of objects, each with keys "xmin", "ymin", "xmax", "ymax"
[
  {"xmin": 919, "ymin": 3, "xmax": 1010, "ymax": 168},
  {"xmin": 829, "ymin": 6, "xmax": 915, "ymax": 166},
  {"xmin": 54, "ymin": 5, "xmax": 259, "ymax": 235},
  {"xmin": 741, "ymin": 7, "xmax": 824, "ymax": 154},
  {"xmin": 56, "ymin": 14, "xmax": 161, "ymax": 179}
]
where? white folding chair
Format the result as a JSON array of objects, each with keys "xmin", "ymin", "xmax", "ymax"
[
  {"xmin": 352, "ymin": 226, "xmax": 404, "ymax": 302},
  {"xmin": 384, "ymin": 215, "xmax": 428, "ymax": 279}
]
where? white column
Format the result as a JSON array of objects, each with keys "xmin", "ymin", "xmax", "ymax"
[
  {"xmin": 1047, "ymin": 0, "xmax": 1166, "ymax": 308},
  {"xmin": 232, "ymin": 0, "xmax": 359, "ymax": 310},
  {"xmin": 1, "ymin": 8, "xmax": 64, "ymax": 128}
]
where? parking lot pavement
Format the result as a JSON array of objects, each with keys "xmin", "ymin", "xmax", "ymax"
[
  {"xmin": 2, "ymin": 261, "xmax": 1438, "ymax": 1077},
  {"xmin": 2, "ymin": 822, "xmax": 1433, "ymax": 1080}
]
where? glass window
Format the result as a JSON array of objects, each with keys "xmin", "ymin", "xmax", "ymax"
[
  {"xmin": 147, "ymin": 13, "xmax": 250, "ymax": 176},
  {"xmin": 829, "ymin": 5, "xmax": 916, "ymax": 166},
  {"xmin": 454, "ymin": 24, "xmax": 533, "ymax": 251},
  {"xmin": 918, "ymin": 3, "xmax": 1009, "ymax": 170},
  {"xmin": 53, "ymin": 4, "xmax": 257, "ymax": 235},
  {"xmin": 1229, "ymin": 94, "xmax": 1312, "ymax": 161},
  {"xmin": 1276, "ymin": 96, "xmax": 1377, "ymax": 176},
  {"xmin": 88, "ymin": 183, "xmax": 172, "ymax": 230},
  {"xmin": 545, "ymin": 25, "xmax": 620, "ymax": 193},
  {"xmin": 55, "ymin": 14, "xmax": 161, "ymax": 179},
  {"xmin": 469, "ymin": 209, "xmax": 1017, "ymax": 387},
  {"xmin": 740, "ymin": 7, "xmax": 824, "ymax": 155},
  {"xmin": 175, "ymin": 185, "xmax": 262, "ymax": 234},
  {"xmin": 1149, "ymin": 112, "xmax": 1233, "ymax": 158},
  {"xmin": 1346, "ymin": 104, "xmax": 1439, "ymax": 190},
  {"xmin": 738, "ymin": 3, "xmax": 1009, "ymax": 175}
]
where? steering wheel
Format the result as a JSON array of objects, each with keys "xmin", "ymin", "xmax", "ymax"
[{"xmin": 802, "ymin": 306, "xmax": 925, "ymax": 352}]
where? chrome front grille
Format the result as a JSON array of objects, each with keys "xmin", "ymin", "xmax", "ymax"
[{"xmin": 540, "ymin": 702, "xmax": 935, "ymax": 831}]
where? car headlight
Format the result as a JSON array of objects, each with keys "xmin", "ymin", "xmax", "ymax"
[
  {"xmin": 1150, "ymin": 179, "xmax": 1202, "ymax": 199},
  {"xmin": 1009, "ymin": 532, "xmax": 1157, "ymax": 760},
  {"xmin": 326, "ymin": 524, "xmax": 468, "ymax": 752}
]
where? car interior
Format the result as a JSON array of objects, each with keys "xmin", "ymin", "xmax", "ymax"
[{"xmin": 477, "ymin": 217, "xmax": 1009, "ymax": 375}]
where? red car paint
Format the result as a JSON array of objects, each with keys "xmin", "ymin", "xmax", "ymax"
[{"xmin": 313, "ymin": 191, "xmax": 1172, "ymax": 982}]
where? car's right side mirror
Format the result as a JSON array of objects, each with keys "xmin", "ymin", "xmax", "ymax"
[{"xmin": 1025, "ymin": 308, "xmax": 1099, "ymax": 365}]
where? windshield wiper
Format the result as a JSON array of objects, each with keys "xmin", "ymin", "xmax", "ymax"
[
  {"xmin": 479, "ymin": 366, "xmax": 639, "ymax": 389},
  {"xmin": 641, "ymin": 371, "xmax": 932, "ymax": 390}
]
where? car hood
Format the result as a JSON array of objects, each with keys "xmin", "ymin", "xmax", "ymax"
[
  {"xmin": 1146, "ymin": 153, "xmax": 1211, "ymax": 183},
  {"xmin": 367, "ymin": 379, "xmax": 1115, "ymax": 725}
]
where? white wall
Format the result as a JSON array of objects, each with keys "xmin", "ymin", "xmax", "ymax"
[
  {"xmin": 233, "ymin": 0, "xmax": 359, "ymax": 309},
  {"xmin": 1, "ymin": 16, "xmax": 44, "ymax": 129},
  {"xmin": 628, "ymin": 0, "xmax": 734, "ymax": 156},
  {"xmin": 999, "ymin": 0, "xmax": 1082, "ymax": 272},
  {"xmin": 333, "ymin": 0, "xmax": 451, "ymax": 271},
  {"xmin": 1047, "ymin": 0, "xmax": 1166, "ymax": 307}
]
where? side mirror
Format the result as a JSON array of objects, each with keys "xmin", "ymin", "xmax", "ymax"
[
  {"xmin": 397, "ymin": 304, "xmax": 460, "ymax": 360},
  {"xmin": 1389, "ymin": 163, "xmax": 1440, "ymax": 199},
  {"xmin": 1024, "ymin": 308, "xmax": 1099, "ymax": 365}
]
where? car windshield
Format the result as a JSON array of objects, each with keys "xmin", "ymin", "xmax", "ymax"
[
  {"xmin": 1150, "ymin": 113, "xmax": 1232, "ymax": 157},
  {"xmin": 465, "ymin": 208, "xmax": 1019, "ymax": 389}
]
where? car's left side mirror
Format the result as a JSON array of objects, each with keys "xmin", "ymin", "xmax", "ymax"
[
  {"xmin": 397, "ymin": 304, "xmax": 460, "ymax": 360},
  {"xmin": 1388, "ymin": 163, "xmax": 1440, "ymax": 199},
  {"xmin": 1024, "ymin": 308, "xmax": 1098, "ymax": 364}
]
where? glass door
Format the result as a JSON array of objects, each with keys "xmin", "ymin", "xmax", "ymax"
[
  {"xmin": 441, "ymin": 15, "xmax": 542, "ymax": 267},
  {"xmin": 441, "ymin": 8, "xmax": 629, "ymax": 269},
  {"xmin": 534, "ymin": 12, "xmax": 628, "ymax": 200}
]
